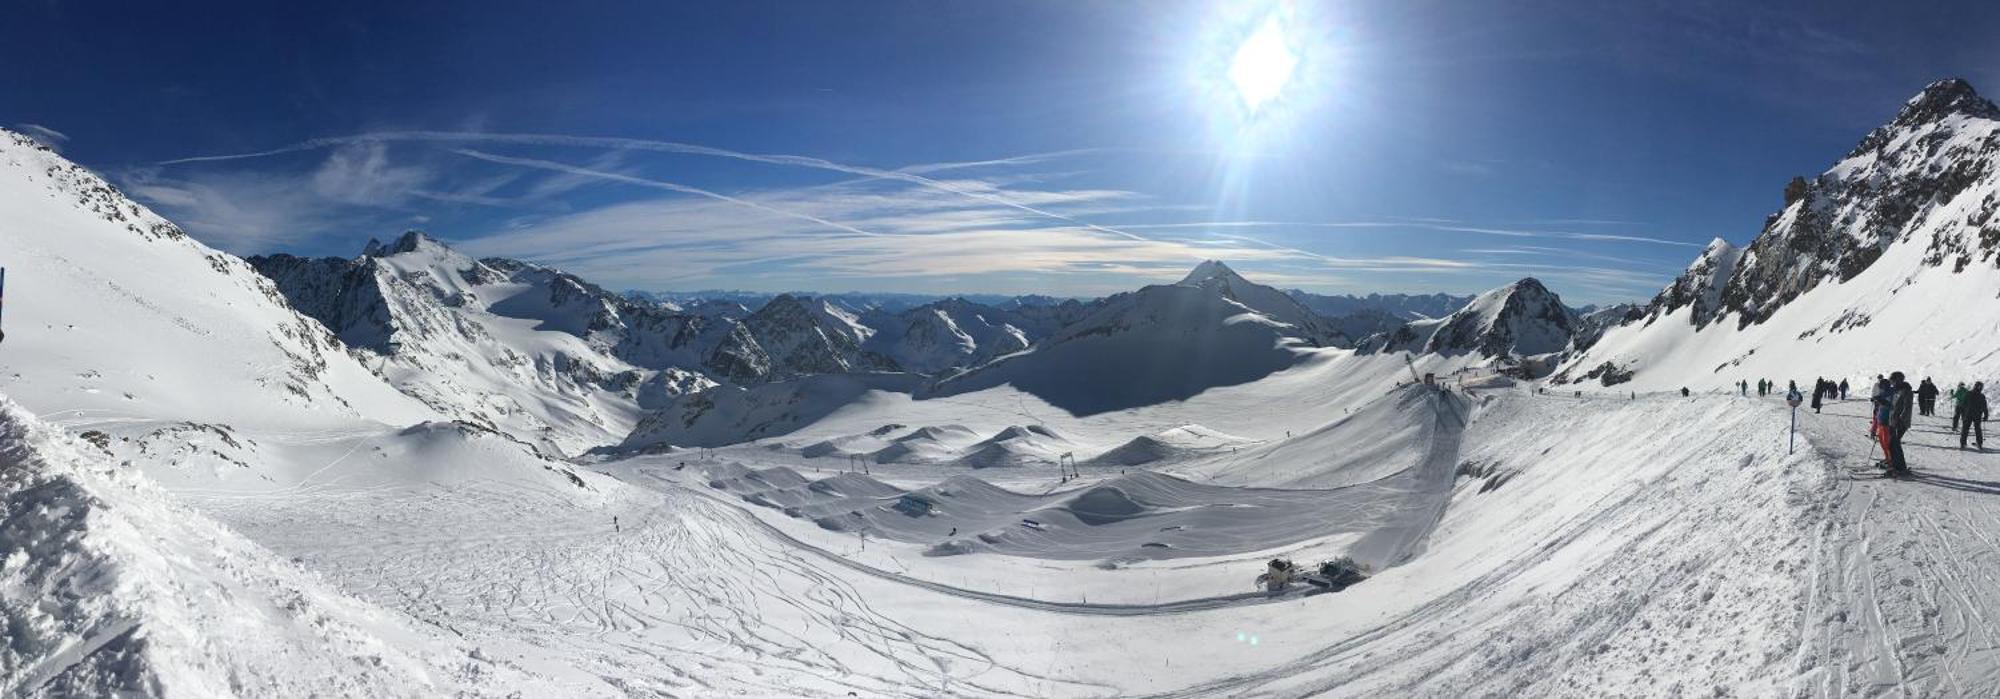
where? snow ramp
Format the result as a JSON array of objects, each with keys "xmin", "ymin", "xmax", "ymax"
[{"xmin": 0, "ymin": 396, "xmax": 555, "ymax": 698}]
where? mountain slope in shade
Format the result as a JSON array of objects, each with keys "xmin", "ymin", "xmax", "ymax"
[
  {"xmin": 1559, "ymin": 78, "xmax": 2000, "ymax": 389},
  {"xmin": 922, "ymin": 261, "xmax": 1325, "ymax": 416},
  {"xmin": 1178, "ymin": 261, "xmax": 1349, "ymax": 347}
]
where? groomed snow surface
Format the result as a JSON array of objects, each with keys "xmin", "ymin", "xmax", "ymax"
[{"xmin": 18, "ymin": 349, "xmax": 1957, "ymax": 696}]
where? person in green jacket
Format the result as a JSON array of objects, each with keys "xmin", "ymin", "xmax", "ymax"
[{"xmin": 1951, "ymin": 382, "xmax": 1969, "ymax": 431}]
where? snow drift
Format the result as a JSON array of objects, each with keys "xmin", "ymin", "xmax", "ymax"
[{"xmin": 0, "ymin": 396, "xmax": 552, "ymax": 697}]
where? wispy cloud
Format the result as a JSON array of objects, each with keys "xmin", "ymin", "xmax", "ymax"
[
  {"xmin": 1118, "ymin": 220, "xmax": 1705, "ymax": 248},
  {"xmin": 158, "ymin": 130, "xmax": 1163, "ymax": 244},
  {"xmin": 140, "ymin": 130, "xmax": 1681, "ymax": 301},
  {"xmin": 13, "ymin": 123, "xmax": 69, "ymax": 153}
]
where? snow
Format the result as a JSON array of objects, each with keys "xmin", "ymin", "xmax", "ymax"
[
  {"xmin": 8, "ymin": 77, "xmax": 2000, "ymax": 697},
  {"xmin": 0, "ymin": 396, "xmax": 566, "ymax": 697}
]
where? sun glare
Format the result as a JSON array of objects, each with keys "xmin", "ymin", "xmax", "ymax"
[{"xmin": 1228, "ymin": 15, "xmax": 1298, "ymax": 113}]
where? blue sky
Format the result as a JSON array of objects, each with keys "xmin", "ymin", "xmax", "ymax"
[{"xmin": 4, "ymin": 0, "xmax": 1997, "ymax": 303}]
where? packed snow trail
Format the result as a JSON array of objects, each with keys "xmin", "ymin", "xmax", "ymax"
[
  {"xmin": 1340, "ymin": 386, "xmax": 1466, "ymax": 570},
  {"xmin": 184, "ymin": 479, "xmax": 1109, "ymax": 697},
  {"xmin": 1795, "ymin": 395, "xmax": 2000, "ymax": 697}
]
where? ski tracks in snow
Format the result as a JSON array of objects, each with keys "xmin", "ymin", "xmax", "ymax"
[
  {"xmin": 187, "ymin": 482, "xmax": 1098, "ymax": 697},
  {"xmin": 1796, "ymin": 400, "xmax": 2000, "ymax": 697}
]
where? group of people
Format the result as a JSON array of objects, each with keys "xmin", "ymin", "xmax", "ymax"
[{"xmin": 1862, "ymin": 373, "xmax": 1990, "ymax": 477}]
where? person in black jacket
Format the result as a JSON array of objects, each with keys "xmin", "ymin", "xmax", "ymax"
[
  {"xmin": 1888, "ymin": 372, "xmax": 1915, "ymax": 475},
  {"xmin": 1963, "ymin": 381, "xmax": 1989, "ymax": 450},
  {"xmin": 1918, "ymin": 378, "xmax": 1940, "ymax": 417},
  {"xmin": 1840, "ymin": 379, "xmax": 1850, "ymax": 400}
]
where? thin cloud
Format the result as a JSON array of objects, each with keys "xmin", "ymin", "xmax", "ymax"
[
  {"xmin": 13, "ymin": 123, "xmax": 69, "ymax": 153},
  {"xmin": 1119, "ymin": 219, "xmax": 1704, "ymax": 248},
  {"xmin": 453, "ymin": 149, "xmax": 906, "ymax": 239},
  {"xmin": 158, "ymin": 130, "xmax": 1160, "ymax": 244}
]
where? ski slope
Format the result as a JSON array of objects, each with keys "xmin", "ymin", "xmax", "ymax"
[
  {"xmin": 102, "ymin": 376, "xmax": 1852, "ymax": 697},
  {"xmin": 1794, "ymin": 396, "xmax": 2000, "ymax": 696}
]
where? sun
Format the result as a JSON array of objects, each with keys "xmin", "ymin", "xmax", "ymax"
[{"xmin": 1227, "ymin": 15, "xmax": 1299, "ymax": 113}]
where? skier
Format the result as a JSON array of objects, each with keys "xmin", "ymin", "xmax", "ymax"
[
  {"xmin": 1738, "ymin": 379, "xmax": 1747, "ymax": 397},
  {"xmin": 1918, "ymin": 378, "xmax": 1939, "ymax": 417},
  {"xmin": 1871, "ymin": 377, "xmax": 1895, "ymax": 466},
  {"xmin": 614, "ymin": 516, "xmax": 621, "ymax": 533},
  {"xmin": 1839, "ymin": 379, "xmax": 1849, "ymax": 400},
  {"xmin": 1963, "ymin": 382, "xmax": 1988, "ymax": 450},
  {"xmin": 1681, "ymin": 387, "xmax": 1690, "ymax": 398},
  {"xmin": 1885, "ymin": 372, "xmax": 1915, "ymax": 476},
  {"xmin": 1950, "ymin": 382, "xmax": 1968, "ymax": 431}
]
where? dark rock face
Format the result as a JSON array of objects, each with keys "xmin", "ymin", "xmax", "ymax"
[
  {"xmin": 1649, "ymin": 79, "xmax": 2000, "ymax": 331},
  {"xmin": 246, "ymin": 254, "xmax": 397, "ymax": 351}
]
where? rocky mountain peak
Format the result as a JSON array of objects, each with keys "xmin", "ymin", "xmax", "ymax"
[
  {"xmin": 1421, "ymin": 277, "xmax": 1576, "ymax": 358},
  {"xmin": 1179, "ymin": 260, "xmax": 1244, "ymax": 286},
  {"xmin": 362, "ymin": 230, "xmax": 446, "ymax": 258},
  {"xmin": 1895, "ymin": 78, "xmax": 2000, "ymax": 127}
]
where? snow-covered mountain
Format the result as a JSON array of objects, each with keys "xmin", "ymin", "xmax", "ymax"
[
  {"xmin": 250, "ymin": 234, "xmax": 933, "ymax": 452},
  {"xmin": 1421, "ymin": 278, "xmax": 1576, "ymax": 357},
  {"xmin": 922, "ymin": 261, "xmax": 1332, "ymax": 415},
  {"xmin": 1358, "ymin": 278, "xmax": 1580, "ymax": 370},
  {"xmin": 0, "ymin": 128, "xmax": 437, "ymax": 434},
  {"xmin": 856, "ymin": 297, "xmax": 1092, "ymax": 375},
  {"xmin": 250, "ymin": 233, "xmax": 693, "ymax": 454},
  {"xmin": 1178, "ymin": 260, "xmax": 1349, "ymax": 347},
  {"xmin": 1559, "ymin": 78, "xmax": 2000, "ymax": 388}
]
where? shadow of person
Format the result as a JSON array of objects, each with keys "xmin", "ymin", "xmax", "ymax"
[{"xmin": 1906, "ymin": 472, "xmax": 2000, "ymax": 496}]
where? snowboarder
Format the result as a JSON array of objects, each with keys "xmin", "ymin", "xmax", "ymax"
[
  {"xmin": 1918, "ymin": 378, "xmax": 1939, "ymax": 417},
  {"xmin": 1839, "ymin": 379, "xmax": 1849, "ymax": 400},
  {"xmin": 1681, "ymin": 387, "xmax": 1690, "ymax": 397},
  {"xmin": 1950, "ymin": 382, "xmax": 1968, "ymax": 431},
  {"xmin": 1962, "ymin": 382, "xmax": 1988, "ymax": 450}
]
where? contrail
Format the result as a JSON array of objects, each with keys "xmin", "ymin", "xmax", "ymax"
[
  {"xmin": 159, "ymin": 131, "xmax": 1154, "ymax": 243},
  {"xmin": 453, "ymin": 149, "xmax": 906, "ymax": 239}
]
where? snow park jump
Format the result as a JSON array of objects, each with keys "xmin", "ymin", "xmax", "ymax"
[{"xmin": 7, "ymin": 7, "xmax": 2000, "ymax": 697}]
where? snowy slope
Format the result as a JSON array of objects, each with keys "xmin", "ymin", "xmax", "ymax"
[
  {"xmin": 0, "ymin": 128, "xmax": 436, "ymax": 433},
  {"xmin": 251, "ymin": 233, "xmax": 674, "ymax": 455},
  {"xmin": 1560, "ymin": 79, "xmax": 2000, "ymax": 390},
  {"xmin": 0, "ymin": 396, "xmax": 560, "ymax": 697}
]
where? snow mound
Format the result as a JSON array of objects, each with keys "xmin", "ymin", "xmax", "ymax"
[
  {"xmin": 953, "ymin": 424, "xmax": 1079, "ymax": 468},
  {"xmin": 1049, "ymin": 485, "xmax": 1152, "ymax": 525},
  {"xmin": 1087, "ymin": 424, "xmax": 1254, "ymax": 466},
  {"xmin": 0, "ymin": 396, "xmax": 550, "ymax": 697},
  {"xmin": 868, "ymin": 424, "xmax": 983, "ymax": 464}
]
